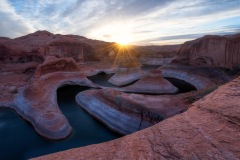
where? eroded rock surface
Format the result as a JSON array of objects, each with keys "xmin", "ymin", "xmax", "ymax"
[
  {"xmin": 0, "ymin": 57, "xmax": 99, "ymax": 139},
  {"xmin": 76, "ymin": 88, "xmax": 196, "ymax": 134},
  {"xmin": 0, "ymin": 30, "xmax": 98, "ymax": 62},
  {"xmin": 120, "ymin": 70, "xmax": 178, "ymax": 94},
  {"xmin": 177, "ymin": 34, "xmax": 240, "ymax": 69},
  {"xmin": 160, "ymin": 65, "xmax": 231, "ymax": 89},
  {"xmin": 34, "ymin": 56, "xmax": 80, "ymax": 77},
  {"xmin": 33, "ymin": 76, "xmax": 240, "ymax": 160},
  {"xmin": 108, "ymin": 67, "xmax": 142, "ymax": 86},
  {"xmin": 11, "ymin": 72, "xmax": 98, "ymax": 139}
]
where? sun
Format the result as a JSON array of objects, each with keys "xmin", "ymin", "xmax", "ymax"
[
  {"xmin": 113, "ymin": 34, "xmax": 132, "ymax": 45},
  {"xmin": 114, "ymin": 35, "xmax": 131, "ymax": 45},
  {"xmin": 88, "ymin": 22, "xmax": 134, "ymax": 45}
]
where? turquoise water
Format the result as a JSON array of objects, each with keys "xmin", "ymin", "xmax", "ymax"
[{"xmin": 0, "ymin": 86, "xmax": 120, "ymax": 160}]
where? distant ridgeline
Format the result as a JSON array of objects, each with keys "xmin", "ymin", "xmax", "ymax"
[{"xmin": 0, "ymin": 30, "xmax": 240, "ymax": 70}]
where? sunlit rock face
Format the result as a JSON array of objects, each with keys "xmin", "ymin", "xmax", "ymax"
[{"xmin": 177, "ymin": 34, "xmax": 240, "ymax": 69}]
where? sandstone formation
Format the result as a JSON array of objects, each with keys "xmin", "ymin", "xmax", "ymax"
[
  {"xmin": 34, "ymin": 56, "xmax": 80, "ymax": 77},
  {"xmin": 0, "ymin": 30, "xmax": 99, "ymax": 62},
  {"xmin": 120, "ymin": 70, "xmax": 178, "ymax": 94},
  {"xmin": 76, "ymin": 88, "xmax": 195, "ymax": 135},
  {"xmin": 159, "ymin": 65, "xmax": 231, "ymax": 90},
  {"xmin": 80, "ymin": 63, "xmax": 118, "ymax": 77},
  {"xmin": 108, "ymin": 67, "xmax": 143, "ymax": 86},
  {"xmin": 0, "ymin": 57, "xmax": 99, "ymax": 139},
  {"xmin": 12, "ymin": 72, "xmax": 98, "ymax": 139},
  {"xmin": 177, "ymin": 34, "xmax": 240, "ymax": 69},
  {"xmin": 46, "ymin": 39, "xmax": 94, "ymax": 62},
  {"xmin": 33, "ymin": 76, "xmax": 240, "ymax": 160},
  {"xmin": 0, "ymin": 31, "xmax": 239, "ymax": 159}
]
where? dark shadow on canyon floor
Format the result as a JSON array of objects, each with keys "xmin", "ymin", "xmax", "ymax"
[
  {"xmin": 141, "ymin": 65, "xmax": 160, "ymax": 71},
  {"xmin": 87, "ymin": 72, "xmax": 117, "ymax": 88},
  {"xmin": 164, "ymin": 77, "xmax": 197, "ymax": 93}
]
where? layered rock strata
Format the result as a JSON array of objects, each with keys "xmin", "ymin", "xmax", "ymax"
[
  {"xmin": 0, "ymin": 57, "xmax": 99, "ymax": 139},
  {"xmin": 4, "ymin": 72, "xmax": 98, "ymax": 139},
  {"xmin": 34, "ymin": 56, "xmax": 80, "ymax": 77},
  {"xmin": 177, "ymin": 34, "xmax": 240, "ymax": 69},
  {"xmin": 159, "ymin": 65, "xmax": 231, "ymax": 89},
  {"xmin": 108, "ymin": 67, "xmax": 142, "ymax": 86},
  {"xmin": 76, "ymin": 89, "xmax": 195, "ymax": 135},
  {"xmin": 33, "ymin": 76, "xmax": 240, "ymax": 160},
  {"xmin": 120, "ymin": 70, "xmax": 178, "ymax": 94}
]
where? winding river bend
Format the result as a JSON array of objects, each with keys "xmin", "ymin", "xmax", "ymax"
[
  {"xmin": 0, "ymin": 86, "xmax": 120, "ymax": 160},
  {"xmin": 0, "ymin": 65, "xmax": 197, "ymax": 160}
]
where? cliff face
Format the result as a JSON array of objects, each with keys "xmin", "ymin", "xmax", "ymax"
[
  {"xmin": 177, "ymin": 34, "xmax": 240, "ymax": 69},
  {"xmin": 46, "ymin": 40, "xmax": 95, "ymax": 62}
]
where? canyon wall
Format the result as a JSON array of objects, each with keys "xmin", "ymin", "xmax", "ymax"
[{"xmin": 177, "ymin": 34, "xmax": 240, "ymax": 69}]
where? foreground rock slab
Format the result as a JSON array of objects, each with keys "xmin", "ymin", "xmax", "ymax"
[{"xmin": 33, "ymin": 76, "xmax": 240, "ymax": 159}]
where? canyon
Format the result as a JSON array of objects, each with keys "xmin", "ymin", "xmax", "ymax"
[{"xmin": 0, "ymin": 31, "xmax": 239, "ymax": 159}]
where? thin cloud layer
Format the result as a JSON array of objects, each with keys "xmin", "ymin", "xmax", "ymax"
[{"xmin": 0, "ymin": 0, "xmax": 239, "ymax": 45}]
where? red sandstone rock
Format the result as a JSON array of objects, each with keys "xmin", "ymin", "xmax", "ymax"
[
  {"xmin": 34, "ymin": 57, "xmax": 80, "ymax": 77},
  {"xmin": 11, "ymin": 72, "xmax": 99, "ymax": 139},
  {"xmin": 0, "ymin": 30, "xmax": 99, "ymax": 62},
  {"xmin": 76, "ymin": 88, "xmax": 193, "ymax": 134},
  {"xmin": 177, "ymin": 34, "xmax": 240, "ymax": 69},
  {"xmin": 32, "ymin": 76, "xmax": 240, "ymax": 160},
  {"xmin": 121, "ymin": 76, "xmax": 178, "ymax": 94},
  {"xmin": 135, "ymin": 45, "xmax": 181, "ymax": 65},
  {"xmin": 108, "ymin": 67, "xmax": 143, "ymax": 86},
  {"xmin": 121, "ymin": 70, "xmax": 178, "ymax": 94}
]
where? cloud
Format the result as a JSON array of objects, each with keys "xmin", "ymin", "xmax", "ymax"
[
  {"xmin": 0, "ymin": 0, "xmax": 34, "ymax": 38},
  {"xmin": 0, "ymin": 0, "xmax": 239, "ymax": 44}
]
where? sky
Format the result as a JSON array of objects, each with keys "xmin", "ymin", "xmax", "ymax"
[{"xmin": 0, "ymin": 0, "xmax": 240, "ymax": 45}]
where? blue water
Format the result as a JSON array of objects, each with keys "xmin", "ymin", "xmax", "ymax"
[{"xmin": 0, "ymin": 86, "xmax": 120, "ymax": 160}]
